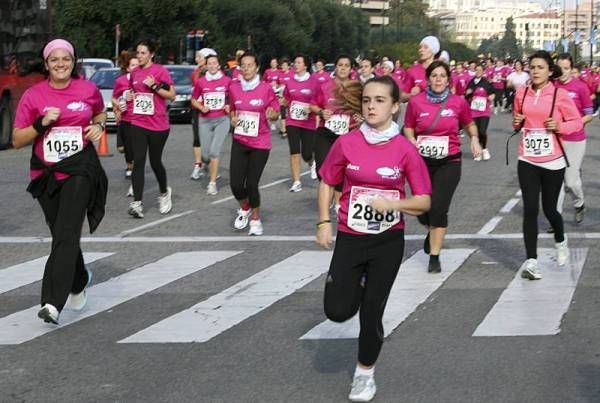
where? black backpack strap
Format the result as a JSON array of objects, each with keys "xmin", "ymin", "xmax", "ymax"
[
  {"xmin": 506, "ymin": 87, "xmax": 528, "ymax": 165},
  {"xmin": 549, "ymin": 87, "xmax": 570, "ymax": 167}
]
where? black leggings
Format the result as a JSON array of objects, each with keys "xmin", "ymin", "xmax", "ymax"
[
  {"xmin": 324, "ymin": 229, "xmax": 405, "ymax": 367},
  {"xmin": 417, "ymin": 161, "xmax": 461, "ymax": 228},
  {"xmin": 130, "ymin": 125, "xmax": 169, "ymax": 201},
  {"xmin": 473, "ymin": 117, "xmax": 489, "ymax": 149},
  {"xmin": 314, "ymin": 127, "xmax": 343, "ymax": 192},
  {"xmin": 518, "ymin": 160, "xmax": 565, "ymax": 259},
  {"xmin": 229, "ymin": 140, "xmax": 270, "ymax": 208},
  {"xmin": 287, "ymin": 125, "xmax": 315, "ymax": 162},
  {"xmin": 37, "ymin": 176, "xmax": 91, "ymax": 312},
  {"xmin": 116, "ymin": 121, "xmax": 133, "ymax": 164},
  {"xmin": 192, "ymin": 112, "xmax": 200, "ymax": 147},
  {"xmin": 493, "ymin": 87, "xmax": 504, "ymax": 107}
]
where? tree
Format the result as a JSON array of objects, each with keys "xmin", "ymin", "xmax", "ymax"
[{"xmin": 496, "ymin": 17, "xmax": 521, "ymax": 59}]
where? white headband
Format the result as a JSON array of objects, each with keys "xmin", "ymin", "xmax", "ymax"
[{"xmin": 420, "ymin": 36, "xmax": 440, "ymax": 55}]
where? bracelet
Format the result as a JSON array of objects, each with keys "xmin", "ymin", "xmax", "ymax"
[
  {"xmin": 32, "ymin": 116, "xmax": 47, "ymax": 135},
  {"xmin": 316, "ymin": 220, "xmax": 331, "ymax": 228},
  {"xmin": 150, "ymin": 84, "xmax": 159, "ymax": 92}
]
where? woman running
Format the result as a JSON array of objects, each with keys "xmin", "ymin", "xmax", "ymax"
[
  {"xmin": 316, "ymin": 75, "xmax": 431, "ymax": 402},
  {"xmin": 404, "ymin": 60, "xmax": 481, "ymax": 273},
  {"xmin": 282, "ymin": 54, "xmax": 320, "ymax": 191},
  {"xmin": 465, "ymin": 64, "xmax": 495, "ymax": 161},
  {"xmin": 228, "ymin": 52, "xmax": 280, "ymax": 235},
  {"xmin": 191, "ymin": 54, "xmax": 231, "ymax": 195},
  {"xmin": 512, "ymin": 50, "xmax": 582, "ymax": 280},
  {"xmin": 12, "ymin": 39, "xmax": 108, "ymax": 324},
  {"xmin": 401, "ymin": 36, "xmax": 440, "ymax": 101},
  {"xmin": 128, "ymin": 39, "xmax": 175, "ymax": 218},
  {"xmin": 506, "ymin": 60, "xmax": 529, "ymax": 113}
]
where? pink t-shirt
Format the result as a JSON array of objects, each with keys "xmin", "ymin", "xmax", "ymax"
[
  {"xmin": 192, "ymin": 73, "xmax": 231, "ymax": 119},
  {"xmin": 350, "ymin": 69, "xmax": 359, "ymax": 81},
  {"xmin": 452, "ymin": 72, "xmax": 469, "ymax": 96},
  {"xmin": 14, "ymin": 78, "xmax": 104, "ymax": 180},
  {"xmin": 283, "ymin": 75, "xmax": 319, "ymax": 130},
  {"xmin": 491, "ymin": 66, "xmax": 509, "ymax": 89},
  {"xmin": 553, "ymin": 78, "xmax": 593, "ymax": 141},
  {"xmin": 404, "ymin": 93, "xmax": 473, "ymax": 159},
  {"xmin": 319, "ymin": 129, "xmax": 432, "ymax": 235},
  {"xmin": 129, "ymin": 63, "xmax": 173, "ymax": 132},
  {"xmin": 314, "ymin": 79, "xmax": 359, "ymax": 133},
  {"xmin": 314, "ymin": 71, "xmax": 332, "ymax": 86},
  {"xmin": 393, "ymin": 68, "xmax": 406, "ymax": 82},
  {"xmin": 278, "ymin": 69, "xmax": 294, "ymax": 88},
  {"xmin": 113, "ymin": 74, "xmax": 132, "ymax": 123},
  {"xmin": 402, "ymin": 63, "xmax": 427, "ymax": 93},
  {"xmin": 229, "ymin": 80, "xmax": 280, "ymax": 150},
  {"xmin": 468, "ymin": 85, "xmax": 493, "ymax": 118},
  {"xmin": 262, "ymin": 68, "xmax": 281, "ymax": 83},
  {"xmin": 231, "ymin": 67, "xmax": 241, "ymax": 81}
]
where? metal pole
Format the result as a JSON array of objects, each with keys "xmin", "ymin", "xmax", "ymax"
[
  {"xmin": 575, "ymin": 0, "xmax": 578, "ymax": 61},
  {"xmin": 591, "ymin": 0, "xmax": 594, "ymax": 64}
]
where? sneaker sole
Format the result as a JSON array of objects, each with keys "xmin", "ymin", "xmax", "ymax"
[
  {"xmin": 521, "ymin": 270, "xmax": 542, "ymax": 280},
  {"xmin": 37, "ymin": 307, "xmax": 58, "ymax": 324}
]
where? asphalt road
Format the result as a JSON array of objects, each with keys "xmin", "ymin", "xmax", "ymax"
[{"xmin": 1, "ymin": 113, "xmax": 599, "ymax": 403}]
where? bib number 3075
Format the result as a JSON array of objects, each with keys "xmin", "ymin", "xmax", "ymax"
[
  {"xmin": 522, "ymin": 129, "xmax": 553, "ymax": 157},
  {"xmin": 43, "ymin": 126, "xmax": 83, "ymax": 163},
  {"xmin": 348, "ymin": 186, "xmax": 401, "ymax": 234}
]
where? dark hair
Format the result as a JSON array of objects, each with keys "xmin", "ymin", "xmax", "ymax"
[
  {"xmin": 279, "ymin": 57, "xmax": 290, "ymax": 66},
  {"xmin": 514, "ymin": 60, "xmax": 524, "ymax": 69},
  {"xmin": 335, "ymin": 54, "xmax": 353, "ymax": 66},
  {"xmin": 315, "ymin": 58, "xmax": 326, "ymax": 65},
  {"xmin": 529, "ymin": 50, "xmax": 561, "ymax": 79},
  {"xmin": 556, "ymin": 53, "xmax": 573, "ymax": 69},
  {"xmin": 240, "ymin": 51, "xmax": 259, "ymax": 67},
  {"xmin": 136, "ymin": 39, "xmax": 156, "ymax": 54},
  {"xmin": 426, "ymin": 60, "xmax": 451, "ymax": 79},
  {"xmin": 364, "ymin": 75, "xmax": 400, "ymax": 103},
  {"xmin": 294, "ymin": 54, "xmax": 311, "ymax": 70},
  {"xmin": 118, "ymin": 50, "xmax": 135, "ymax": 73},
  {"xmin": 361, "ymin": 57, "xmax": 374, "ymax": 68},
  {"xmin": 205, "ymin": 54, "xmax": 219, "ymax": 65},
  {"xmin": 40, "ymin": 39, "xmax": 79, "ymax": 79}
]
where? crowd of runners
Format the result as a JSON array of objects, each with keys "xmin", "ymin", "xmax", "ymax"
[{"xmin": 10, "ymin": 35, "xmax": 596, "ymax": 402}]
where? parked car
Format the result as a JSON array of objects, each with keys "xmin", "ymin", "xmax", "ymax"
[
  {"xmin": 89, "ymin": 67, "xmax": 121, "ymax": 130},
  {"xmin": 78, "ymin": 58, "xmax": 114, "ymax": 80},
  {"xmin": 164, "ymin": 64, "xmax": 195, "ymax": 123}
]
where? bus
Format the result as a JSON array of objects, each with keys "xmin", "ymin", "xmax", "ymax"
[{"xmin": 0, "ymin": 0, "xmax": 50, "ymax": 149}]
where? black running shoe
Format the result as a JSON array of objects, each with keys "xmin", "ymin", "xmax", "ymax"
[
  {"xmin": 428, "ymin": 256, "xmax": 441, "ymax": 273},
  {"xmin": 424, "ymin": 232, "xmax": 430, "ymax": 255},
  {"xmin": 575, "ymin": 204, "xmax": 585, "ymax": 224}
]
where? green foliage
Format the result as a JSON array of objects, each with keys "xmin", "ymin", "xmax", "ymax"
[{"xmin": 477, "ymin": 17, "xmax": 521, "ymax": 59}]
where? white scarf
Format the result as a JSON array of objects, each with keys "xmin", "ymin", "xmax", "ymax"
[
  {"xmin": 240, "ymin": 75, "xmax": 260, "ymax": 92},
  {"xmin": 205, "ymin": 71, "xmax": 223, "ymax": 81},
  {"xmin": 360, "ymin": 121, "xmax": 401, "ymax": 145},
  {"xmin": 294, "ymin": 72, "xmax": 310, "ymax": 82},
  {"xmin": 360, "ymin": 74, "xmax": 375, "ymax": 84}
]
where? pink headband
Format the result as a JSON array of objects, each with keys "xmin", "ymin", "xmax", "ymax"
[{"xmin": 43, "ymin": 39, "xmax": 74, "ymax": 60}]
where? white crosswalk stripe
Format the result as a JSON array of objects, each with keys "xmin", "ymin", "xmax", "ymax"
[
  {"xmin": 473, "ymin": 248, "xmax": 588, "ymax": 337},
  {"xmin": 119, "ymin": 251, "xmax": 332, "ymax": 343},
  {"xmin": 0, "ymin": 251, "xmax": 240, "ymax": 345},
  {"xmin": 300, "ymin": 249, "xmax": 475, "ymax": 340},
  {"xmin": 0, "ymin": 253, "xmax": 114, "ymax": 295}
]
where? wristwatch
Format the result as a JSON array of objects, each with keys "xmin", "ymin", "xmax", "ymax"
[{"xmin": 96, "ymin": 121, "xmax": 106, "ymax": 131}]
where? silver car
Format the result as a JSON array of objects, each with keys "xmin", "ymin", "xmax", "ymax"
[{"xmin": 89, "ymin": 67, "xmax": 121, "ymax": 130}]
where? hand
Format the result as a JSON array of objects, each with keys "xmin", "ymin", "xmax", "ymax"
[
  {"xmin": 353, "ymin": 113, "xmax": 364, "ymax": 123},
  {"xmin": 224, "ymin": 105, "xmax": 230, "ymax": 114},
  {"xmin": 42, "ymin": 107, "xmax": 60, "ymax": 126},
  {"xmin": 266, "ymin": 107, "xmax": 278, "ymax": 121},
  {"xmin": 470, "ymin": 136, "xmax": 482, "ymax": 158},
  {"xmin": 407, "ymin": 136, "xmax": 417, "ymax": 146},
  {"xmin": 371, "ymin": 198, "xmax": 395, "ymax": 214},
  {"xmin": 280, "ymin": 98, "xmax": 288, "ymax": 107},
  {"xmin": 410, "ymin": 86, "xmax": 421, "ymax": 96},
  {"xmin": 513, "ymin": 113, "xmax": 525, "ymax": 126},
  {"xmin": 465, "ymin": 89, "xmax": 473, "ymax": 96},
  {"xmin": 316, "ymin": 224, "xmax": 333, "ymax": 249},
  {"xmin": 84, "ymin": 123, "xmax": 104, "ymax": 142},
  {"xmin": 544, "ymin": 117, "xmax": 560, "ymax": 132},
  {"xmin": 125, "ymin": 90, "xmax": 134, "ymax": 102},
  {"xmin": 143, "ymin": 74, "xmax": 156, "ymax": 88},
  {"xmin": 200, "ymin": 105, "xmax": 210, "ymax": 114},
  {"xmin": 230, "ymin": 112, "xmax": 239, "ymax": 127},
  {"xmin": 322, "ymin": 109, "xmax": 333, "ymax": 120}
]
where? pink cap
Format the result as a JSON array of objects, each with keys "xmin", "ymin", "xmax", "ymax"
[{"xmin": 43, "ymin": 39, "xmax": 75, "ymax": 60}]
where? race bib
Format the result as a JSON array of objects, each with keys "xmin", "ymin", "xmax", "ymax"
[
  {"xmin": 203, "ymin": 92, "xmax": 226, "ymax": 111},
  {"xmin": 348, "ymin": 187, "xmax": 401, "ymax": 234},
  {"xmin": 325, "ymin": 114, "xmax": 350, "ymax": 135},
  {"xmin": 522, "ymin": 128, "xmax": 554, "ymax": 157},
  {"xmin": 234, "ymin": 111, "xmax": 260, "ymax": 137},
  {"xmin": 416, "ymin": 135, "xmax": 449, "ymax": 159},
  {"xmin": 133, "ymin": 92, "xmax": 155, "ymax": 115},
  {"xmin": 289, "ymin": 101, "xmax": 310, "ymax": 121},
  {"xmin": 43, "ymin": 126, "xmax": 83, "ymax": 163},
  {"xmin": 470, "ymin": 96, "xmax": 487, "ymax": 112}
]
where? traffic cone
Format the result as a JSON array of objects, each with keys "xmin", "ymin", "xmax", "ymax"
[{"xmin": 97, "ymin": 129, "xmax": 113, "ymax": 157}]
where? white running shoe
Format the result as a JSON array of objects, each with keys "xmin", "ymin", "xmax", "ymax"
[
  {"xmin": 349, "ymin": 375, "xmax": 376, "ymax": 402},
  {"xmin": 128, "ymin": 201, "xmax": 144, "ymax": 218},
  {"xmin": 127, "ymin": 184, "xmax": 133, "ymax": 197},
  {"xmin": 233, "ymin": 208, "xmax": 252, "ymax": 230},
  {"xmin": 482, "ymin": 148, "xmax": 491, "ymax": 160},
  {"xmin": 474, "ymin": 155, "xmax": 482, "ymax": 162},
  {"xmin": 521, "ymin": 258, "xmax": 542, "ymax": 280},
  {"xmin": 207, "ymin": 182, "xmax": 218, "ymax": 196},
  {"xmin": 125, "ymin": 169, "xmax": 132, "ymax": 178},
  {"xmin": 556, "ymin": 237, "xmax": 569, "ymax": 266},
  {"xmin": 289, "ymin": 181, "xmax": 302, "ymax": 192},
  {"xmin": 248, "ymin": 219, "xmax": 263, "ymax": 236},
  {"xmin": 310, "ymin": 161, "xmax": 317, "ymax": 180},
  {"xmin": 69, "ymin": 268, "xmax": 92, "ymax": 311},
  {"xmin": 38, "ymin": 303, "xmax": 59, "ymax": 324},
  {"xmin": 158, "ymin": 187, "xmax": 172, "ymax": 214},
  {"xmin": 190, "ymin": 164, "xmax": 203, "ymax": 180}
]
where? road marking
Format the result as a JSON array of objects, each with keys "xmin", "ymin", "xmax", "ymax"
[
  {"xmin": 0, "ymin": 253, "xmax": 114, "ymax": 295},
  {"xmin": 477, "ymin": 190, "xmax": 522, "ymax": 234},
  {"xmin": 211, "ymin": 170, "xmax": 311, "ymax": 205},
  {"xmin": 300, "ymin": 249, "xmax": 475, "ymax": 340},
  {"xmin": 0, "ymin": 251, "xmax": 240, "ymax": 345},
  {"xmin": 120, "ymin": 251, "xmax": 332, "ymax": 343},
  {"xmin": 499, "ymin": 198, "xmax": 521, "ymax": 214},
  {"xmin": 477, "ymin": 216, "xmax": 503, "ymax": 235},
  {"xmin": 118, "ymin": 210, "xmax": 196, "ymax": 237},
  {"xmin": 473, "ymin": 248, "xmax": 588, "ymax": 337},
  {"xmin": 1, "ymin": 233, "xmax": 600, "ymax": 243}
]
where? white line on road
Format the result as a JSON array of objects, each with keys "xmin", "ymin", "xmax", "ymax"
[
  {"xmin": 477, "ymin": 216, "xmax": 503, "ymax": 235},
  {"xmin": 118, "ymin": 210, "xmax": 196, "ymax": 237},
  {"xmin": 499, "ymin": 198, "xmax": 521, "ymax": 214},
  {"xmin": 300, "ymin": 249, "xmax": 475, "ymax": 340},
  {"xmin": 473, "ymin": 248, "xmax": 588, "ymax": 337},
  {"xmin": 0, "ymin": 251, "xmax": 241, "ymax": 345},
  {"xmin": 0, "ymin": 253, "xmax": 114, "ymax": 295},
  {"xmin": 120, "ymin": 251, "xmax": 332, "ymax": 343}
]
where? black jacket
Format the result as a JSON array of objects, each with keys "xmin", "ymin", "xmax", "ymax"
[
  {"xmin": 27, "ymin": 144, "xmax": 108, "ymax": 234},
  {"xmin": 465, "ymin": 77, "xmax": 495, "ymax": 100}
]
